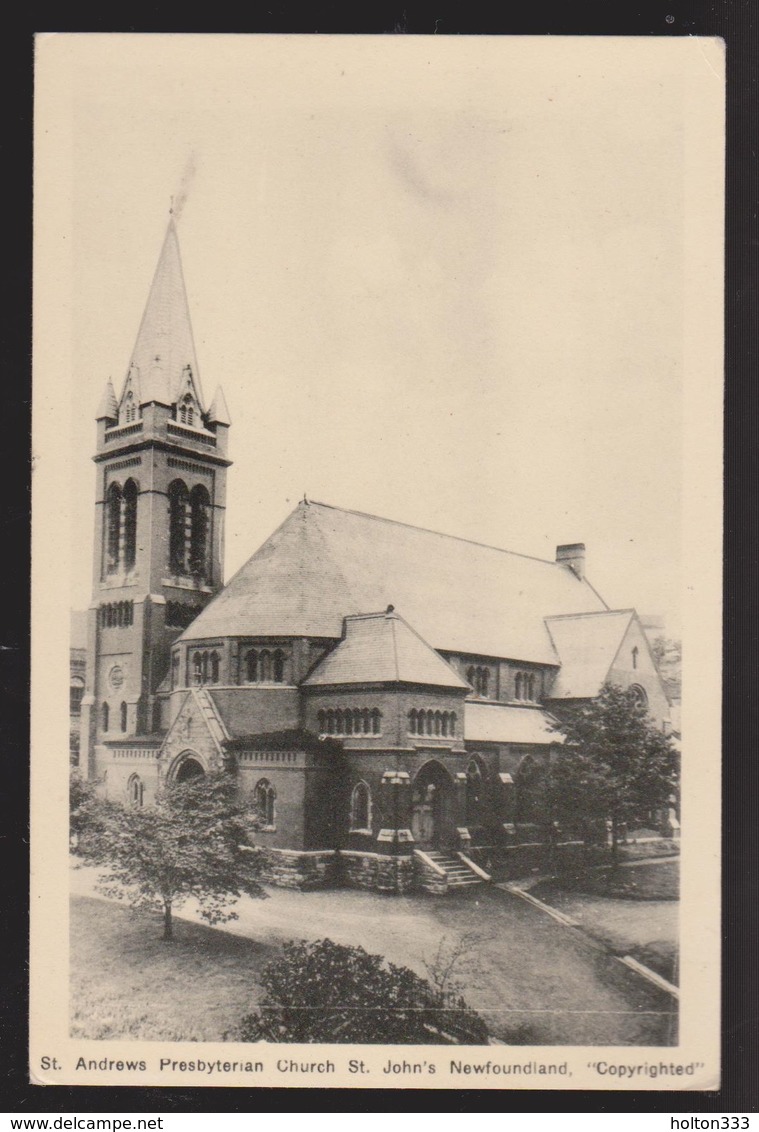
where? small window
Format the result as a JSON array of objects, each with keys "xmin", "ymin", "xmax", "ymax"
[
  {"xmin": 350, "ymin": 782, "xmax": 371, "ymax": 832},
  {"xmin": 254, "ymin": 779, "xmax": 276, "ymax": 828},
  {"xmin": 632, "ymin": 646, "xmax": 639, "ymax": 670},
  {"xmin": 101, "ymin": 701, "xmax": 109, "ymax": 731},
  {"xmin": 128, "ymin": 774, "xmax": 144, "ymax": 808},
  {"xmin": 120, "ymin": 701, "xmax": 128, "ymax": 733}
]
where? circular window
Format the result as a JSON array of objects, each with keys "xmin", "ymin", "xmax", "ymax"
[{"xmin": 108, "ymin": 665, "xmax": 124, "ymax": 691}]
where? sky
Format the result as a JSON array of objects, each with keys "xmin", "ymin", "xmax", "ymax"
[{"xmin": 35, "ymin": 34, "xmax": 723, "ymax": 635}]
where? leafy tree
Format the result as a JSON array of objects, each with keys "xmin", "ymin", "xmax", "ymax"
[
  {"xmin": 547, "ymin": 683, "xmax": 680, "ymax": 864},
  {"xmin": 69, "ymin": 768, "xmax": 104, "ymax": 853},
  {"xmin": 238, "ymin": 938, "xmax": 488, "ymax": 1044},
  {"xmin": 77, "ymin": 771, "xmax": 267, "ymax": 940}
]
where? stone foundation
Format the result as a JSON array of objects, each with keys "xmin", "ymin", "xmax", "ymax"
[
  {"xmin": 339, "ymin": 850, "xmax": 414, "ymax": 894},
  {"xmin": 259, "ymin": 848, "xmax": 339, "ymax": 890}
]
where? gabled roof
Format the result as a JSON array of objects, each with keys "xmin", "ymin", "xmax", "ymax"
[
  {"xmin": 465, "ymin": 702, "xmax": 561, "ymax": 745},
  {"xmin": 544, "ymin": 609, "xmax": 635, "ymax": 698},
  {"xmin": 303, "ymin": 611, "xmax": 470, "ymax": 689},
  {"xmin": 122, "ymin": 219, "xmax": 204, "ymax": 410},
  {"xmin": 179, "ymin": 501, "xmax": 608, "ymax": 663}
]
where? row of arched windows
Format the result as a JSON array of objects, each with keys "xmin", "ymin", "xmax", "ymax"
[
  {"xmin": 101, "ymin": 701, "xmax": 128, "ymax": 733},
  {"xmin": 191, "ymin": 650, "xmax": 220, "ymax": 685},
  {"xmin": 318, "ymin": 708, "xmax": 382, "ymax": 736},
  {"xmin": 168, "ymin": 479, "xmax": 210, "ymax": 579},
  {"xmin": 514, "ymin": 672, "xmax": 537, "ymax": 701},
  {"xmin": 105, "ymin": 479, "xmax": 138, "ymax": 575},
  {"xmin": 245, "ymin": 649, "xmax": 286, "ymax": 684},
  {"xmin": 99, "ymin": 601, "xmax": 134, "ymax": 628},
  {"xmin": 467, "ymin": 665, "xmax": 491, "ymax": 697},
  {"xmin": 408, "ymin": 709, "xmax": 457, "ymax": 737}
]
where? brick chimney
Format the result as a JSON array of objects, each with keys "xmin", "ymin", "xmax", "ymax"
[{"xmin": 556, "ymin": 543, "xmax": 586, "ymax": 580}]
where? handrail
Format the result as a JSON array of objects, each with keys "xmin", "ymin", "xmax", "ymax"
[
  {"xmin": 413, "ymin": 848, "xmax": 447, "ymax": 877},
  {"xmin": 456, "ymin": 851, "xmax": 492, "ymax": 881}
]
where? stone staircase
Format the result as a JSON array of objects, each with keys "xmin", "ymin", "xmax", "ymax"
[{"xmin": 422, "ymin": 850, "xmax": 486, "ymax": 889}]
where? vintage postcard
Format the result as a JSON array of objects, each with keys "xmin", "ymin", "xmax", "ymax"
[{"xmin": 31, "ymin": 33, "xmax": 724, "ymax": 1090}]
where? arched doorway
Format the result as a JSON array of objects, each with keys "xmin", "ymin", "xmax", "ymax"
[
  {"xmin": 411, "ymin": 760, "xmax": 455, "ymax": 849},
  {"xmin": 171, "ymin": 752, "xmax": 206, "ymax": 784}
]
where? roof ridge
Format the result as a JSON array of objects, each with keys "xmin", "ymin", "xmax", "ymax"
[
  {"xmin": 545, "ymin": 608, "xmax": 634, "ymax": 622},
  {"xmin": 307, "ymin": 500, "xmax": 572, "ymax": 569}
]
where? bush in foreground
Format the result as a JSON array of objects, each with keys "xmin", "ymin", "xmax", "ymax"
[{"xmin": 238, "ymin": 938, "xmax": 489, "ymax": 1044}]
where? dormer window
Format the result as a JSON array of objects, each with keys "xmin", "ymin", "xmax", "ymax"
[{"xmin": 179, "ymin": 394, "xmax": 196, "ymax": 427}]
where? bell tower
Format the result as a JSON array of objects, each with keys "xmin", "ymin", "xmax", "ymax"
[{"xmin": 79, "ymin": 218, "xmax": 232, "ymax": 780}]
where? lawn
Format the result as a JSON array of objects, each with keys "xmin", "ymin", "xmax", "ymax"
[
  {"xmin": 70, "ymin": 896, "xmax": 276, "ymax": 1041},
  {"xmin": 532, "ymin": 860, "xmax": 679, "ymax": 984}
]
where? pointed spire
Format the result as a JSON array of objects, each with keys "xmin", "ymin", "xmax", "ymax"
[
  {"xmin": 96, "ymin": 379, "xmax": 119, "ymax": 421},
  {"xmin": 124, "ymin": 218, "xmax": 204, "ymax": 410},
  {"xmin": 207, "ymin": 385, "xmax": 231, "ymax": 426}
]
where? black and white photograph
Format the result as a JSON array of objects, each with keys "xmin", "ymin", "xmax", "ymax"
[{"xmin": 31, "ymin": 33, "xmax": 723, "ymax": 1090}]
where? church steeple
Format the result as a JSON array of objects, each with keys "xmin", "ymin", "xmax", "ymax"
[
  {"xmin": 80, "ymin": 217, "xmax": 232, "ymax": 778},
  {"xmin": 123, "ymin": 218, "xmax": 204, "ymax": 413}
]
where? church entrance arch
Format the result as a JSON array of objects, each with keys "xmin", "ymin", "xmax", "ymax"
[
  {"xmin": 169, "ymin": 751, "xmax": 207, "ymax": 784},
  {"xmin": 411, "ymin": 760, "xmax": 455, "ymax": 849}
]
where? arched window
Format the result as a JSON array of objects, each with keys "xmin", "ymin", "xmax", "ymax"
[
  {"xmin": 245, "ymin": 650, "xmax": 258, "ymax": 683},
  {"xmin": 466, "ymin": 665, "xmax": 476, "ymax": 688},
  {"xmin": 466, "ymin": 760, "xmax": 483, "ymax": 826},
  {"xmin": 527, "ymin": 674, "xmax": 536, "ymax": 701},
  {"xmin": 128, "ymin": 774, "xmax": 144, "ymax": 809},
  {"xmin": 630, "ymin": 684, "xmax": 648, "ymax": 711},
  {"xmin": 70, "ymin": 677, "xmax": 85, "ymax": 716},
  {"xmin": 171, "ymin": 652, "xmax": 180, "ymax": 689},
  {"xmin": 106, "ymin": 482, "xmax": 122, "ymax": 573},
  {"xmin": 350, "ymin": 782, "xmax": 371, "ymax": 832},
  {"xmin": 189, "ymin": 484, "xmax": 210, "ymax": 578},
  {"xmin": 272, "ymin": 650, "xmax": 285, "ymax": 683},
  {"xmin": 371, "ymin": 708, "xmax": 382, "ymax": 735},
  {"xmin": 434, "ymin": 711, "xmax": 442, "ymax": 736},
  {"xmin": 123, "ymin": 391, "xmax": 137, "ymax": 424},
  {"xmin": 335, "ymin": 709, "xmax": 344, "ymax": 735},
  {"xmin": 254, "ymin": 779, "xmax": 276, "ymax": 828},
  {"xmin": 344, "ymin": 709, "xmax": 353, "ymax": 735},
  {"xmin": 120, "ymin": 701, "xmax": 128, "ymax": 733},
  {"xmin": 450, "ymin": 711, "xmax": 457, "ymax": 737},
  {"xmin": 632, "ymin": 646, "xmax": 639, "ymax": 670},
  {"xmin": 326, "ymin": 710, "xmax": 335, "ymax": 735},
  {"xmin": 101, "ymin": 701, "xmax": 109, "ymax": 731},
  {"xmin": 192, "ymin": 652, "xmax": 202, "ymax": 685},
  {"xmin": 353, "ymin": 709, "xmax": 362, "ymax": 734},
  {"xmin": 317, "ymin": 710, "xmax": 326, "ymax": 734},
  {"xmin": 408, "ymin": 708, "xmax": 417, "ymax": 735},
  {"xmin": 362, "ymin": 708, "xmax": 371, "ymax": 734},
  {"xmin": 179, "ymin": 394, "xmax": 195, "ymax": 427},
  {"xmin": 168, "ymin": 480, "xmax": 189, "ymax": 575},
  {"xmin": 515, "ymin": 754, "xmax": 544, "ymax": 824},
  {"xmin": 479, "ymin": 667, "xmax": 490, "ymax": 697},
  {"xmin": 209, "ymin": 651, "xmax": 220, "ymax": 684},
  {"xmin": 259, "ymin": 650, "xmax": 272, "ymax": 682},
  {"xmin": 441, "ymin": 712, "xmax": 449, "ymax": 737},
  {"xmin": 152, "ymin": 699, "xmax": 163, "ymax": 732},
  {"xmin": 122, "ymin": 479, "xmax": 138, "ymax": 571},
  {"xmin": 426, "ymin": 710, "xmax": 434, "ymax": 736}
]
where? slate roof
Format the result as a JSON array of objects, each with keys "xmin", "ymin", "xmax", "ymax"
[
  {"xmin": 303, "ymin": 611, "xmax": 470, "ymax": 689},
  {"xmin": 121, "ymin": 219, "xmax": 204, "ymax": 410},
  {"xmin": 179, "ymin": 501, "xmax": 608, "ymax": 664},
  {"xmin": 465, "ymin": 702, "xmax": 560, "ymax": 745},
  {"xmin": 544, "ymin": 609, "xmax": 634, "ymax": 698}
]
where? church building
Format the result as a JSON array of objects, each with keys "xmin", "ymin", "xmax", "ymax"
[{"xmin": 78, "ymin": 219, "xmax": 672, "ymax": 893}]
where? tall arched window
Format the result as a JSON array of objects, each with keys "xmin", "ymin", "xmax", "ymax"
[
  {"xmin": 350, "ymin": 782, "xmax": 371, "ymax": 831},
  {"xmin": 254, "ymin": 779, "xmax": 276, "ymax": 828},
  {"xmin": 408, "ymin": 709, "xmax": 418, "ymax": 735},
  {"xmin": 371, "ymin": 709, "xmax": 382, "ymax": 735},
  {"xmin": 317, "ymin": 710, "xmax": 326, "ymax": 734},
  {"xmin": 479, "ymin": 667, "xmax": 490, "ymax": 697},
  {"xmin": 106, "ymin": 482, "xmax": 122, "ymax": 573},
  {"xmin": 259, "ymin": 650, "xmax": 272, "ymax": 682},
  {"xmin": 189, "ymin": 484, "xmax": 210, "ymax": 578},
  {"xmin": 245, "ymin": 650, "xmax": 258, "ymax": 683},
  {"xmin": 179, "ymin": 393, "xmax": 195, "ymax": 427},
  {"xmin": 450, "ymin": 711, "xmax": 457, "ymax": 737},
  {"xmin": 192, "ymin": 651, "xmax": 202, "ymax": 685},
  {"xmin": 272, "ymin": 650, "xmax": 285, "ymax": 683},
  {"xmin": 527, "ymin": 674, "xmax": 536, "ymax": 701},
  {"xmin": 426, "ymin": 710, "xmax": 434, "ymax": 736},
  {"xmin": 632, "ymin": 646, "xmax": 639, "ymax": 670},
  {"xmin": 466, "ymin": 665, "xmax": 476, "ymax": 688},
  {"xmin": 101, "ymin": 701, "xmax": 109, "ymax": 731},
  {"xmin": 128, "ymin": 774, "xmax": 144, "ymax": 808},
  {"xmin": 168, "ymin": 480, "xmax": 189, "ymax": 575},
  {"xmin": 123, "ymin": 391, "xmax": 137, "ymax": 424},
  {"xmin": 209, "ymin": 651, "xmax": 220, "ymax": 684},
  {"xmin": 466, "ymin": 759, "xmax": 483, "ymax": 826},
  {"xmin": 122, "ymin": 479, "xmax": 138, "ymax": 571},
  {"xmin": 120, "ymin": 701, "xmax": 128, "ymax": 733}
]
